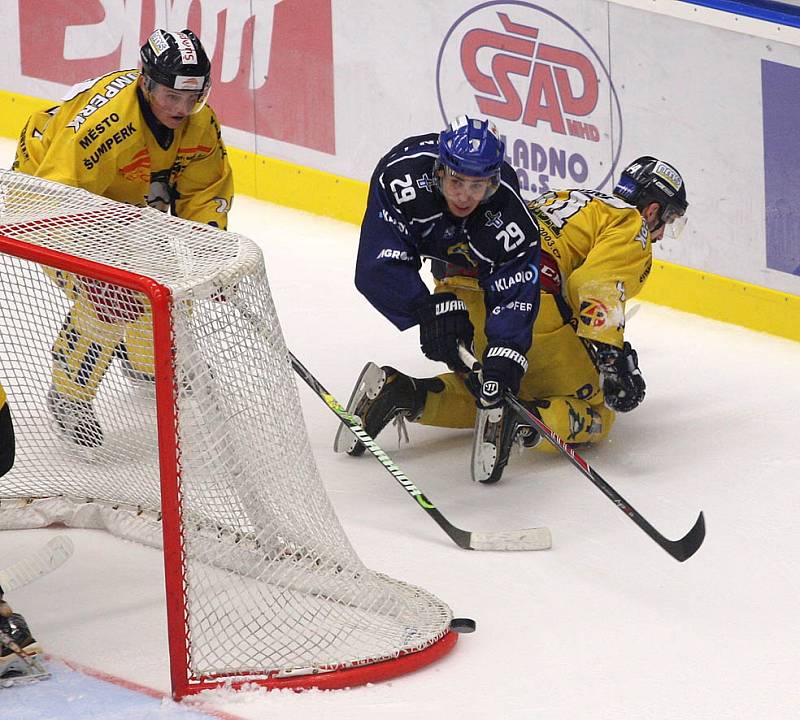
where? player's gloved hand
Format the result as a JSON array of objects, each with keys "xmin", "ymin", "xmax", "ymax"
[
  {"xmin": 414, "ymin": 292, "xmax": 474, "ymax": 371},
  {"xmin": 79, "ymin": 277, "xmax": 146, "ymax": 325},
  {"xmin": 473, "ymin": 345, "xmax": 528, "ymax": 409},
  {"xmin": 595, "ymin": 341, "xmax": 646, "ymax": 412}
]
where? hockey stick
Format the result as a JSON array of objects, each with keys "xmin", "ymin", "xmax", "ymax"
[
  {"xmin": 625, "ymin": 302, "xmax": 641, "ymax": 322},
  {"xmin": 0, "ymin": 536, "xmax": 74, "ymax": 592},
  {"xmin": 289, "ymin": 352, "xmax": 551, "ymax": 551},
  {"xmin": 458, "ymin": 346, "xmax": 705, "ymax": 562},
  {"xmin": 225, "ymin": 293, "xmax": 550, "ymax": 551}
]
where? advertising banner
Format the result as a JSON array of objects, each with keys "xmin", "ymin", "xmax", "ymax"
[
  {"xmin": 0, "ymin": 0, "xmax": 799, "ymax": 299},
  {"xmin": 436, "ymin": 2, "xmax": 622, "ymax": 196},
  {"xmin": 762, "ymin": 58, "xmax": 800, "ymax": 277},
  {"xmin": 7, "ymin": 0, "xmax": 334, "ymax": 154}
]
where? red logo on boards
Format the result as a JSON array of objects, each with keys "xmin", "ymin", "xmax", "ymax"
[
  {"xmin": 17, "ymin": 0, "xmax": 335, "ymax": 154},
  {"xmin": 461, "ymin": 12, "xmax": 599, "ymax": 140},
  {"xmin": 437, "ymin": 2, "xmax": 622, "ymax": 195}
]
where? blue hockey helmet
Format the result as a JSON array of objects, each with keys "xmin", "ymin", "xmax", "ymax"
[
  {"xmin": 613, "ymin": 156, "xmax": 688, "ymax": 235},
  {"xmin": 435, "ymin": 115, "xmax": 505, "ymax": 200}
]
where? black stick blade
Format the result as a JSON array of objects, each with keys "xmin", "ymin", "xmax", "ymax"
[{"xmin": 664, "ymin": 511, "xmax": 706, "ymax": 562}]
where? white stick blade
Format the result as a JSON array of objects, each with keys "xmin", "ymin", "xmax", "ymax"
[
  {"xmin": 0, "ymin": 535, "xmax": 75, "ymax": 591},
  {"xmin": 469, "ymin": 527, "xmax": 552, "ymax": 551}
]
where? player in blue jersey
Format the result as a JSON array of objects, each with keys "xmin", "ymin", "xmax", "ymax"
[{"xmin": 336, "ymin": 115, "xmax": 542, "ymax": 481}]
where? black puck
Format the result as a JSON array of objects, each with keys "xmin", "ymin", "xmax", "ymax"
[{"xmin": 449, "ymin": 617, "xmax": 476, "ymax": 633}]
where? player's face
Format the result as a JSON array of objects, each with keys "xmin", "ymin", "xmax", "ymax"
[
  {"xmin": 643, "ymin": 202, "xmax": 686, "ymax": 243},
  {"xmin": 145, "ymin": 80, "xmax": 205, "ymax": 129},
  {"xmin": 643, "ymin": 202, "xmax": 668, "ymax": 243},
  {"xmin": 440, "ymin": 170, "xmax": 492, "ymax": 217}
]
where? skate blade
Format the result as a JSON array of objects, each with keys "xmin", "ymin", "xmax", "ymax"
[
  {"xmin": 471, "ymin": 407, "xmax": 503, "ymax": 482},
  {"xmin": 333, "ymin": 362, "xmax": 386, "ymax": 453},
  {"xmin": 0, "ymin": 656, "xmax": 50, "ymax": 687},
  {"xmin": 471, "ymin": 441, "xmax": 498, "ymax": 482},
  {"xmin": 1, "ymin": 670, "xmax": 51, "ymax": 687}
]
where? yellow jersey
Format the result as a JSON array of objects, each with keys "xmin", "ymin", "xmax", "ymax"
[
  {"xmin": 528, "ymin": 189, "xmax": 651, "ymax": 348},
  {"xmin": 13, "ymin": 69, "xmax": 233, "ymax": 228}
]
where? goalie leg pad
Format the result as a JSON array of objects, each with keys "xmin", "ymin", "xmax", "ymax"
[
  {"xmin": 0, "ymin": 403, "xmax": 13, "ymax": 478},
  {"xmin": 118, "ymin": 308, "xmax": 155, "ymax": 381},
  {"xmin": 114, "ymin": 342, "xmax": 155, "ymax": 384},
  {"xmin": 51, "ymin": 309, "xmax": 118, "ymax": 402}
]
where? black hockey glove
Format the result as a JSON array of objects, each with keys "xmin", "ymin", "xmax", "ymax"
[
  {"xmin": 414, "ymin": 293, "xmax": 474, "ymax": 371},
  {"xmin": 474, "ymin": 345, "xmax": 528, "ymax": 409},
  {"xmin": 595, "ymin": 341, "xmax": 646, "ymax": 413}
]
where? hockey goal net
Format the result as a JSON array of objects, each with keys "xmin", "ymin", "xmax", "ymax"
[{"xmin": 0, "ymin": 169, "xmax": 455, "ymax": 697}]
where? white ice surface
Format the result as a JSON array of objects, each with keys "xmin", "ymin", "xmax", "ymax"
[{"xmin": 1, "ymin": 137, "xmax": 799, "ymax": 719}]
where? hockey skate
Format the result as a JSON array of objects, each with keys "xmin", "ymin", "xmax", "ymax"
[
  {"xmin": 471, "ymin": 402, "xmax": 541, "ymax": 484},
  {"xmin": 0, "ymin": 649, "xmax": 49, "ymax": 687},
  {"xmin": 334, "ymin": 364, "xmax": 429, "ymax": 456},
  {"xmin": 0, "ymin": 612, "xmax": 49, "ymax": 687},
  {"xmin": 47, "ymin": 385, "xmax": 104, "ymax": 448}
]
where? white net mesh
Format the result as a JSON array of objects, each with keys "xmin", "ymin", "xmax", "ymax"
[{"xmin": 0, "ymin": 169, "xmax": 452, "ymax": 690}]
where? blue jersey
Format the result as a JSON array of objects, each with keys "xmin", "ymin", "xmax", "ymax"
[{"xmin": 356, "ymin": 133, "xmax": 541, "ymax": 353}]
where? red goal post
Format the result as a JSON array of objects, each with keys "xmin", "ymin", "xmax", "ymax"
[{"xmin": 0, "ymin": 170, "xmax": 457, "ymax": 698}]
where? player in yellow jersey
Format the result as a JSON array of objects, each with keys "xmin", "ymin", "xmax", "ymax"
[
  {"xmin": 341, "ymin": 157, "xmax": 688, "ymax": 483},
  {"xmin": 13, "ymin": 29, "xmax": 233, "ymax": 447}
]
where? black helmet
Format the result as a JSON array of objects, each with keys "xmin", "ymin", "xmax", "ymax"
[
  {"xmin": 613, "ymin": 156, "xmax": 688, "ymax": 226},
  {"xmin": 140, "ymin": 29, "xmax": 211, "ymax": 93}
]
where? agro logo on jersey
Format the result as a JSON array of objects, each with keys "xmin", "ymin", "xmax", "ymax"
[{"xmin": 436, "ymin": 2, "xmax": 622, "ymax": 197}]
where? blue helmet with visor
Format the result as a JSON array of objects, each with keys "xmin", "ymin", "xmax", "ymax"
[{"xmin": 435, "ymin": 115, "xmax": 505, "ymax": 201}]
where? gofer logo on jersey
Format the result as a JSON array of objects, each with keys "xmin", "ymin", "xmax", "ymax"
[{"xmin": 436, "ymin": 2, "xmax": 622, "ymax": 196}]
